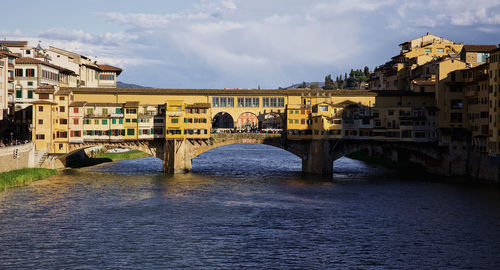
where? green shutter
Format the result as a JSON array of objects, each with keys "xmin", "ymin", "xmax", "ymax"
[
  {"xmin": 16, "ymin": 90, "xmax": 22, "ymax": 98},
  {"xmin": 112, "ymin": 119, "xmax": 116, "ymax": 124},
  {"xmin": 27, "ymin": 90, "xmax": 33, "ymax": 99},
  {"xmin": 119, "ymin": 119, "xmax": 123, "ymax": 124}
]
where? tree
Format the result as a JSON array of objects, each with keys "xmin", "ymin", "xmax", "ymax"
[
  {"xmin": 298, "ymin": 81, "xmax": 307, "ymax": 88},
  {"xmin": 364, "ymin": 66, "xmax": 370, "ymax": 77},
  {"xmin": 310, "ymin": 82, "xmax": 319, "ymax": 89},
  {"xmin": 323, "ymin": 75, "xmax": 335, "ymax": 90}
]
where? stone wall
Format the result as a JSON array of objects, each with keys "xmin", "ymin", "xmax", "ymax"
[{"xmin": 0, "ymin": 143, "xmax": 35, "ymax": 173}]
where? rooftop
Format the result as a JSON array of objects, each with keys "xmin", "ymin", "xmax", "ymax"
[
  {"xmin": 16, "ymin": 57, "xmax": 75, "ymax": 74},
  {"xmin": 62, "ymin": 88, "xmax": 378, "ymax": 96},
  {"xmin": 462, "ymin": 45, "xmax": 498, "ymax": 52},
  {"xmin": 97, "ymin": 64, "xmax": 123, "ymax": 75},
  {"xmin": 0, "ymin": 41, "xmax": 28, "ymax": 47}
]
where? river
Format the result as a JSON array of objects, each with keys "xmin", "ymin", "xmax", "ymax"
[{"xmin": 1, "ymin": 144, "xmax": 500, "ymax": 269}]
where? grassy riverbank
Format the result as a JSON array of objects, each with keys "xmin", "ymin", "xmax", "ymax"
[
  {"xmin": 68, "ymin": 150, "xmax": 150, "ymax": 168},
  {"xmin": 0, "ymin": 168, "xmax": 58, "ymax": 191}
]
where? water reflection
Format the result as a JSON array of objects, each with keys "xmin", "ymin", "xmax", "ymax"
[{"xmin": 0, "ymin": 144, "xmax": 500, "ymax": 269}]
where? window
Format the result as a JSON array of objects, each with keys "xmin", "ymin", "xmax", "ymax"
[
  {"xmin": 56, "ymin": 132, "xmax": 68, "ymax": 138},
  {"xmin": 319, "ymin": 105, "xmax": 328, "ymax": 112},
  {"xmin": 38, "ymin": 119, "xmax": 43, "ymax": 125},
  {"xmin": 425, "ymin": 48, "xmax": 432, "ymax": 53},
  {"xmin": 212, "ymin": 97, "xmax": 234, "ymax": 107},
  {"xmin": 16, "ymin": 90, "xmax": 22, "ymax": 98},
  {"xmin": 102, "ymin": 119, "xmax": 107, "ymax": 125},
  {"xmin": 237, "ymin": 97, "xmax": 259, "ymax": 107},
  {"xmin": 115, "ymin": 108, "xmax": 122, "ymax": 114},
  {"xmin": 127, "ymin": 129, "xmax": 135, "ymax": 135},
  {"xmin": 59, "ymin": 97, "xmax": 65, "ymax": 101},
  {"xmin": 15, "ymin": 69, "xmax": 23, "ymax": 77},
  {"xmin": 119, "ymin": 119, "xmax": 123, "ymax": 124},
  {"xmin": 102, "ymin": 109, "xmax": 108, "ymax": 115},
  {"xmin": 36, "ymin": 134, "xmax": 45, "ymax": 140},
  {"xmin": 171, "ymin": 118, "xmax": 179, "ymax": 123},
  {"xmin": 26, "ymin": 69, "xmax": 35, "ymax": 77},
  {"xmin": 27, "ymin": 81, "xmax": 33, "ymax": 86},
  {"xmin": 94, "ymin": 120, "xmax": 100, "ymax": 125},
  {"xmin": 112, "ymin": 119, "xmax": 116, "ymax": 124},
  {"xmin": 126, "ymin": 108, "xmax": 137, "ymax": 114},
  {"xmin": 87, "ymin": 108, "xmax": 94, "ymax": 115},
  {"xmin": 451, "ymin": 113, "xmax": 463, "ymax": 123},
  {"xmin": 450, "ymin": 99, "xmax": 463, "ymax": 109},
  {"xmin": 437, "ymin": 49, "xmax": 444, "ymax": 53},
  {"xmin": 263, "ymin": 97, "xmax": 285, "ymax": 107},
  {"xmin": 71, "ymin": 131, "xmax": 81, "ymax": 137},
  {"xmin": 59, "ymin": 106, "xmax": 65, "ymax": 112},
  {"xmin": 27, "ymin": 90, "xmax": 33, "ymax": 99},
  {"xmin": 73, "ymin": 118, "xmax": 79, "ymax": 124},
  {"xmin": 60, "ymin": 119, "xmax": 68, "ymax": 124}
]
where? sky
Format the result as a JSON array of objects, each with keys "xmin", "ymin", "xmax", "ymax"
[{"xmin": 1, "ymin": 0, "xmax": 499, "ymax": 89}]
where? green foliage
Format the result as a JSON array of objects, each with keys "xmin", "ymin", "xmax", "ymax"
[
  {"xmin": 0, "ymin": 168, "xmax": 58, "ymax": 191},
  {"xmin": 309, "ymin": 82, "xmax": 319, "ymax": 89},
  {"xmin": 298, "ymin": 81, "xmax": 307, "ymax": 88},
  {"xmin": 323, "ymin": 75, "xmax": 335, "ymax": 90}
]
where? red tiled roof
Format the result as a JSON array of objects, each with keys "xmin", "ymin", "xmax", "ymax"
[
  {"xmin": 462, "ymin": 45, "xmax": 498, "ymax": 52},
  {"xmin": 0, "ymin": 50, "xmax": 20, "ymax": 58},
  {"xmin": 15, "ymin": 57, "xmax": 75, "ymax": 74},
  {"xmin": 0, "ymin": 41, "xmax": 28, "ymax": 47},
  {"xmin": 97, "ymin": 64, "xmax": 122, "ymax": 75}
]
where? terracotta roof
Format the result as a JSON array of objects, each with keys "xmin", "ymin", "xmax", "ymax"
[
  {"xmin": 186, "ymin": 103, "xmax": 211, "ymax": 108},
  {"xmin": 55, "ymin": 89, "xmax": 72, "ymax": 95},
  {"xmin": 35, "ymin": 89, "xmax": 55, "ymax": 94},
  {"xmin": 60, "ymin": 88, "xmax": 378, "ymax": 97},
  {"xmin": 0, "ymin": 41, "xmax": 28, "ymax": 47},
  {"xmin": 69, "ymin": 101, "xmax": 87, "ymax": 107},
  {"xmin": 462, "ymin": 45, "xmax": 498, "ymax": 52},
  {"xmin": 124, "ymin": 101, "xmax": 140, "ymax": 108},
  {"xmin": 97, "ymin": 64, "xmax": 123, "ymax": 75},
  {"xmin": 15, "ymin": 57, "xmax": 73, "ymax": 73},
  {"xmin": 0, "ymin": 50, "xmax": 20, "ymax": 58},
  {"xmin": 372, "ymin": 90, "xmax": 435, "ymax": 96},
  {"xmin": 86, "ymin": 103, "xmax": 124, "ymax": 107},
  {"xmin": 31, "ymin": 100, "xmax": 57, "ymax": 105}
]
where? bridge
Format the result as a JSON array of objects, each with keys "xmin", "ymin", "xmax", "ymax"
[
  {"xmin": 31, "ymin": 87, "xmax": 466, "ymax": 177},
  {"xmin": 61, "ymin": 133, "xmax": 451, "ymax": 176}
]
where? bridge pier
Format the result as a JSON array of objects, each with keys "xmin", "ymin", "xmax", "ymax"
[
  {"xmin": 162, "ymin": 139, "xmax": 193, "ymax": 174},
  {"xmin": 302, "ymin": 140, "xmax": 334, "ymax": 176}
]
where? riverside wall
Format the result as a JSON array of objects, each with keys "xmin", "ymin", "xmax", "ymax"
[{"xmin": 0, "ymin": 143, "xmax": 35, "ymax": 173}]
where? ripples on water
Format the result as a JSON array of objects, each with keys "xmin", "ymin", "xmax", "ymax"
[{"xmin": 1, "ymin": 144, "xmax": 500, "ymax": 269}]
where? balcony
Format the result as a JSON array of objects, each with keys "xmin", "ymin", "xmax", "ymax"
[
  {"xmin": 465, "ymin": 89, "xmax": 477, "ymax": 97},
  {"xmin": 84, "ymin": 114, "xmax": 110, "ymax": 118}
]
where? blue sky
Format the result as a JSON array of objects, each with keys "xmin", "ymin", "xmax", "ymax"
[{"xmin": 1, "ymin": 0, "xmax": 499, "ymax": 88}]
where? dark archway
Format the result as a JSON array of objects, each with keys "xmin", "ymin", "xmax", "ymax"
[
  {"xmin": 261, "ymin": 112, "xmax": 283, "ymax": 130},
  {"xmin": 212, "ymin": 112, "xmax": 234, "ymax": 129}
]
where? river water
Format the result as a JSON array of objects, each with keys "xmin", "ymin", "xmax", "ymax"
[{"xmin": 1, "ymin": 144, "xmax": 500, "ymax": 269}]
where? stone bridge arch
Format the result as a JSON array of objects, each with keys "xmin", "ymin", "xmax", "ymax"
[{"xmin": 61, "ymin": 140, "xmax": 166, "ymax": 165}]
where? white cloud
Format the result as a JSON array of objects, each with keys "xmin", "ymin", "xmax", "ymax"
[{"xmin": 5, "ymin": 0, "xmax": 499, "ymax": 88}]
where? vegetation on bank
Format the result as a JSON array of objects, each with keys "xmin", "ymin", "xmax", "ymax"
[
  {"xmin": 68, "ymin": 150, "xmax": 150, "ymax": 168},
  {"xmin": 347, "ymin": 151, "xmax": 426, "ymax": 173},
  {"xmin": 0, "ymin": 168, "xmax": 58, "ymax": 191}
]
